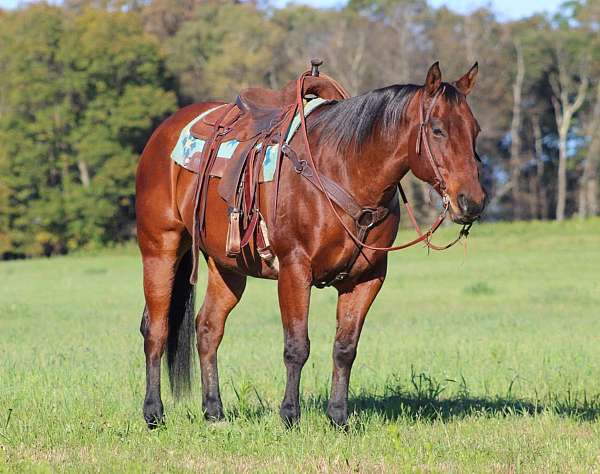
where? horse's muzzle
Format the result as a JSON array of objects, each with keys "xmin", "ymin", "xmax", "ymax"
[{"xmin": 450, "ymin": 192, "xmax": 485, "ymax": 224}]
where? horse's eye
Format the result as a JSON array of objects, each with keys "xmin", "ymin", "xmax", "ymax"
[{"xmin": 432, "ymin": 127, "xmax": 445, "ymax": 137}]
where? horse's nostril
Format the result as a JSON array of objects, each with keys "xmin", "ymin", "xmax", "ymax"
[{"xmin": 458, "ymin": 193, "xmax": 469, "ymax": 213}]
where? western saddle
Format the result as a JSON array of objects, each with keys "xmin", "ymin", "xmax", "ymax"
[{"xmin": 187, "ymin": 60, "xmax": 350, "ymax": 283}]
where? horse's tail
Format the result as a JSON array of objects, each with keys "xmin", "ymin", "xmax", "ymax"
[{"xmin": 166, "ymin": 250, "xmax": 196, "ymax": 399}]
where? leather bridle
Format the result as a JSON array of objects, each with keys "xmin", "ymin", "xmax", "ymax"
[
  {"xmin": 416, "ymin": 86, "xmax": 448, "ymax": 198},
  {"xmin": 293, "ymin": 71, "xmax": 472, "ymax": 259}
]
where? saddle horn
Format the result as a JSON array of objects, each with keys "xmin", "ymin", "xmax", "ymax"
[{"xmin": 310, "ymin": 58, "xmax": 323, "ymax": 77}]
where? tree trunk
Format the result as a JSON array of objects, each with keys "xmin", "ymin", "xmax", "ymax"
[
  {"xmin": 550, "ymin": 60, "xmax": 588, "ymax": 221},
  {"xmin": 555, "ymin": 121, "xmax": 569, "ymax": 221},
  {"xmin": 532, "ymin": 116, "xmax": 545, "ymax": 219},
  {"xmin": 578, "ymin": 80, "xmax": 600, "ymax": 218},
  {"xmin": 509, "ymin": 40, "xmax": 525, "ymax": 220},
  {"xmin": 78, "ymin": 159, "xmax": 91, "ymax": 188}
]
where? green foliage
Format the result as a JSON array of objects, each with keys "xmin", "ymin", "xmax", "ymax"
[
  {"xmin": 166, "ymin": 2, "xmax": 284, "ymax": 101},
  {"xmin": 0, "ymin": 5, "xmax": 176, "ymax": 256},
  {"xmin": 1, "ymin": 0, "xmax": 599, "ymax": 258}
]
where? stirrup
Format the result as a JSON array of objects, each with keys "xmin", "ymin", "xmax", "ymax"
[{"xmin": 225, "ymin": 209, "xmax": 241, "ymax": 257}]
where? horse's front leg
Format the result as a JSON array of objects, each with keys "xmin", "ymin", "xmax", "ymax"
[
  {"xmin": 277, "ymin": 262, "xmax": 312, "ymax": 427},
  {"xmin": 327, "ymin": 266, "xmax": 386, "ymax": 428}
]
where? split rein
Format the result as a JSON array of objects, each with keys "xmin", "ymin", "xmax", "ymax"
[{"xmin": 295, "ymin": 71, "xmax": 472, "ymax": 254}]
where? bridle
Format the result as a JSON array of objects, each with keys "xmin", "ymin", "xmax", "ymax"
[
  {"xmin": 416, "ymin": 86, "xmax": 449, "ymax": 199},
  {"xmin": 295, "ymin": 71, "xmax": 472, "ymax": 255}
]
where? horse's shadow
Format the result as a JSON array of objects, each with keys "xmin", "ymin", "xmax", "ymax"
[
  {"xmin": 227, "ymin": 373, "xmax": 600, "ymax": 423},
  {"xmin": 346, "ymin": 392, "xmax": 600, "ymax": 422},
  {"xmin": 229, "ymin": 392, "xmax": 600, "ymax": 424}
]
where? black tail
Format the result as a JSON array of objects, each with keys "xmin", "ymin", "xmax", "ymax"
[{"xmin": 166, "ymin": 250, "xmax": 196, "ymax": 399}]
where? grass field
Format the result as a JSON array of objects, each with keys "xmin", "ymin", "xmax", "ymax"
[{"xmin": 1, "ymin": 219, "xmax": 600, "ymax": 472}]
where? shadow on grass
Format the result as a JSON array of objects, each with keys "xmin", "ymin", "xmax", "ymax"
[
  {"xmin": 348, "ymin": 392, "xmax": 600, "ymax": 422},
  {"xmin": 305, "ymin": 370, "xmax": 600, "ymax": 423},
  {"xmin": 222, "ymin": 371, "xmax": 600, "ymax": 424}
]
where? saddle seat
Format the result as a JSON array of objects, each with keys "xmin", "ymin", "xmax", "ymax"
[{"xmin": 235, "ymin": 76, "xmax": 347, "ymax": 136}]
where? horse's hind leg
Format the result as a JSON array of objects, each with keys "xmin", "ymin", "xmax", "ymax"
[
  {"xmin": 196, "ymin": 257, "xmax": 246, "ymax": 420},
  {"xmin": 139, "ymin": 233, "xmax": 194, "ymax": 428}
]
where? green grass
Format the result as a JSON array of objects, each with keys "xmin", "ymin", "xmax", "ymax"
[{"xmin": 1, "ymin": 219, "xmax": 600, "ymax": 472}]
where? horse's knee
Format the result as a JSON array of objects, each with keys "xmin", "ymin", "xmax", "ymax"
[
  {"xmin": 142, "ymin": 317, "xmax": 168, "ymax": 358},
  {"xmin": 283, "ymin": 338, "xmax": 310, "ymax": 367},
  {"xmin": 333, "ymin": 338, "xmax": 357, "ymax": 368}
]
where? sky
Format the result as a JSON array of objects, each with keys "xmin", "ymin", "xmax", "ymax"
[
  {"xmin": 273, "ymin": 0, "xmax": 565, "ymax": 20},
  {"xmin": 0, "ymin": 0, "xmax": 565, "ymax": 20}
]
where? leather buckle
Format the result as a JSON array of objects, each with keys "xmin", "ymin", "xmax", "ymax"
[{"xmin": 358, "ymin": 208, "xmax": 377, "ymax": 229}]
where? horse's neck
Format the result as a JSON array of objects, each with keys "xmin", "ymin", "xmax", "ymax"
[{"xmin": 316, "ymin": 124, "xmax": 412, "ymax": 208}]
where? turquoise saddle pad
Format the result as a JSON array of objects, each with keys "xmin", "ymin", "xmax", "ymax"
[{"xmin": 170, "ymin": 98, "xmax": 329, "ymax": 182}]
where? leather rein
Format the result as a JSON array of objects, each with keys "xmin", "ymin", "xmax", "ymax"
[{"xmin": 286, "ymin": 71, "xmax": 471, "ymax": 284}]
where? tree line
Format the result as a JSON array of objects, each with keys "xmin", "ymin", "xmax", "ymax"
[{"xmin": 1, "ymin": 0, "xmax": 598, "ymax": 258}]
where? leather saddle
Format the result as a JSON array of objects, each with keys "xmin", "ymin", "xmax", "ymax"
[
  {"xmin": 189, "ymin": 75, "xmax": 347, "ymax": 208},
  {"xmin": 191, "ymin": 75, "xmax": 346, "ymax": 142},
  {"xmin": 235, "ymin": 76, "xmax": 343, "ymax": 134},
  {"xmin": 186, "ymin": 67, "xmax": 349, "ymax": 284}
]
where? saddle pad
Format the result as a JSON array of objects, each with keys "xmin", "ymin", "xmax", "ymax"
[{"xmin": 170, "ymin": 98, "xmax": 330, "ymax": 182}]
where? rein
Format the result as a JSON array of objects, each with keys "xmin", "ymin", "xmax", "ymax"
[{"xmin": 294, "ymin": 71, "xmax": 471, "ymax": 255}]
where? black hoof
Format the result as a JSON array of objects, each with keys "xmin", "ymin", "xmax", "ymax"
[
  {"xmin": 143, "ymin": 399, "xmax": 164, "ymax": 429},
  {"xmin": 203, "ymin": 399, "xmax": 225, "ymax": 421},
  {"xmin": 327, "ymin": 404, "xmax": 349, "ymax": 430},
  {"xmin": 280, "ymin": 403, "xmax": 300, "ymax": 428},
  {"xmin": 204, "ymin": 407, "xmax": 225, "ymax": 421}
]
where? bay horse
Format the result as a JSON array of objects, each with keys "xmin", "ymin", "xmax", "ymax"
[{"xmin": 135, "ymin": 62, "xmax": 485, "ymax": 429}]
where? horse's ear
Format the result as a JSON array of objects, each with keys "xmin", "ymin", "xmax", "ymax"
[
  {"xmin": 424, "ymin": 62, "xmax": 442, "ymax": 96},
  {"xmin": 455, "ymin": 62, "xmax": 478, "ymax": 96}
]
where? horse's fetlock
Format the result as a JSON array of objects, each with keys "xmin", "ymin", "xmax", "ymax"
[
  {"xmin": 203, "ymin": 398, "xmax": 225, "ymax": 421},
  {"xmin": 280, "ymin": 402, "xmax": 300, "ymax": 427}
]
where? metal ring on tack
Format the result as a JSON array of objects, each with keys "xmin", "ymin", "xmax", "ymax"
[
  {"xmin": 294, "ymin": 160, "xmax": 307, "ymax": 173},
  {"xmin": 358, "ymin": 208, "xmax": 377, "ymax": 229}
]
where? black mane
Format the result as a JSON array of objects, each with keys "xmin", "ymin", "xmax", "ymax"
[{"xmin": 308, "ymin": 82, "xmax": 462, "ymax": 154}]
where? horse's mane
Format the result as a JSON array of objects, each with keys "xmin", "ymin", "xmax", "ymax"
[{"xmin": 308, "ymin": 82, "xmax": 462, "ymax": 154}]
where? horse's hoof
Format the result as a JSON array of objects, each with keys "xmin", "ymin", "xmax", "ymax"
[
  {"xmin": 143, "ymin": 399, "xmax": 164, "ymax": 429},
  {"xmin": 203, "ymin": 402, "xmax": 225, "ymax": 422},
  {"xmin": 280, "ymin": 404, "xmax": 300, "ymax": 428},
  {"xmin": 327, "ymin": 405, "xmax": 349, "ymax": 431}
]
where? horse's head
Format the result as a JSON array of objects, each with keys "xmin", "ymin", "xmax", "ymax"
[{"xmin": 407, "ymin": 62, "xmax": 486, "ymax": 224}]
